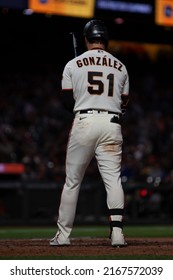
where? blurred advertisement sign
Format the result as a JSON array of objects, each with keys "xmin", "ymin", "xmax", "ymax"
[
  {"xmin": 0, "ymin": 164, "xmax": 25, "ymax": 174},
  {"xmin": 29, "ymin": 0, "xmax": 95, "ymax": 18},
  {"xmin": 155, "ymin": 0, "xmax": 173, "ymax": 26},
  {"xmin": 95, "ymin": 0, "xmax": 153, "ymax": 23},
  {"xmin": 96, "ymin": 0, "xmax": 152, "ymax": 14},
  {"xmin": 0, "ymin": 0, "xmax": 27, "ymax": 9}
]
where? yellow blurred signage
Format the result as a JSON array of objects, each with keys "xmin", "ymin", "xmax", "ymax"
[
  {"xmin": 29, "ymin": 0, "xmax": 95, "ymax": 18},
  {"xmin": 155, "ymin": 0, "xmax": 173, "ymax": 26}
]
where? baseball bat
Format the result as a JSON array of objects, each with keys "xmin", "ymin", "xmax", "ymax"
[{"xmin": 70, "ymin": 32, "xmax": 78, "ymax": 57}]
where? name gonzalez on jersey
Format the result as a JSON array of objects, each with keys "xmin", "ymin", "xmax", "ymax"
[{"xmin": 76, "ymin": 55, "xmax": 123, "ymax": 72}]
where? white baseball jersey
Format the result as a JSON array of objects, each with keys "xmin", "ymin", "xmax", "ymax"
[
  {"xmin": 61, "ymin": 49, "xmax": 129, "ymax": 113},
  {"xmin": 51, "ymin": 47, "xmax": 129, "ymax": 247}
]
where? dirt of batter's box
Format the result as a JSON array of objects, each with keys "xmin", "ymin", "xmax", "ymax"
[{"xmin": 0, "ymin": 238, "xmax": 173, "ymax": 257}]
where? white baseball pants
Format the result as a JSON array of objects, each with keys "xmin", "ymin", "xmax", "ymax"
[{"xmin": 57, "ymin": 112, "xmax": 124, "ymax": 241}]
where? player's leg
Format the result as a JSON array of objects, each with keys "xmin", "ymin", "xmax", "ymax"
[
  {"xmin": 56, "ymin": 151, "xmax": 92, "ymax": 243},
  {"xmin": 50, "ymin": 116, "xmax": 96, "ymax": 245},
  {"xmin": 95, "ymin": 122, "xmax": 127, "ymax": 246}
]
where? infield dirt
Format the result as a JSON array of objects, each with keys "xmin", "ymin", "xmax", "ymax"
[{"xmin": 0, "ymin": 238, "xmax": 173, "ymax": 257}]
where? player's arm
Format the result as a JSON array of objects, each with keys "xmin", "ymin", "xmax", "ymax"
[
  {"xmin": 121, "ymin": 94, "xmax": 129, "ymax": 116},
  {"xmin": 121, "ymin": 93, "xmax": 129, "ymax": 109},
  {"xmin": 121, "ymin": 70, "xmax": 129, "ymax": 115},
  {"xmin": 60, "ymin": 89, "xmax": 75, "ymax": 113},
  {"xmin": 61, "ymin": 63, "xmax": 75, "ymax": 113}
]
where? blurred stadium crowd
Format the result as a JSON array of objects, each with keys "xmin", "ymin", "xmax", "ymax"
[
  {"xmin": 1, "ymin": 41, "xmax": 173, "ymax": 222},
  {"xmin": 120, "ymin": 47, "xmax": 173, "ymax": 187},
  {"xmin": 1, "ymin": 46, "xmax": 173, "ymax": 186}
]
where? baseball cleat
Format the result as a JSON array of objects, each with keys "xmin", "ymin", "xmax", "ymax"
[
  {"xmin": 49, "ymin": 236, "xmax": 71, "ymax": 246},
  {"xmin": 111, "ymin": 228, "xmax": 127, "ymax": 247},
  {"xmin": 112, "ymin": 241, "xmax": 128, "ymax": 247}
]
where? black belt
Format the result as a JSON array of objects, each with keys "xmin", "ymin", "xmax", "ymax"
[
  {"xmin": 79, "ymin": 110, "xmax": 121, "ymax": 124},
  {"xmin": 79, "ymin": 109, "xmax": 119, "ymax": 115}
]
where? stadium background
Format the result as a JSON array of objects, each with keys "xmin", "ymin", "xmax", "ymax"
[{"xmin": 1, "ymin": 0, "xmax": 173, "ymax": 227}]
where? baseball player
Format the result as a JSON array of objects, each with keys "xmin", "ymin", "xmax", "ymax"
[{"xmin": 50, "ymin": 19, "xmax": 129, "ymax": 247}]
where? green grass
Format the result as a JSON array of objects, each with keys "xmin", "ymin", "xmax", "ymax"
[
  {"xmin": 0, "ymin": 225, "xmax": 173, "ymax": 239},
  {"xmin": 124, "ymin": 225, "xmax": 173, "ymax": 238}
]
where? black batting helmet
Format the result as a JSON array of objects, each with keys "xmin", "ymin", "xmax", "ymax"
[{"xmin": 83, "ymin": 19, "xmax": 109, "ymax": 45}]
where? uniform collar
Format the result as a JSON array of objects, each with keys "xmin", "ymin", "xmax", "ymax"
[{"xmin": 90, "ymin": 47, "xmax": 105, "ymax": 50}]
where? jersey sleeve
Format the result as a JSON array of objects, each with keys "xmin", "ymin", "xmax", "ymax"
[
  {"xmin": 61, "ymin": 62, "xmax": 73, "ymax": 90},
  {"xmin": 60, "ymin": 62, "xmax": 75, "ymax": 112}
]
